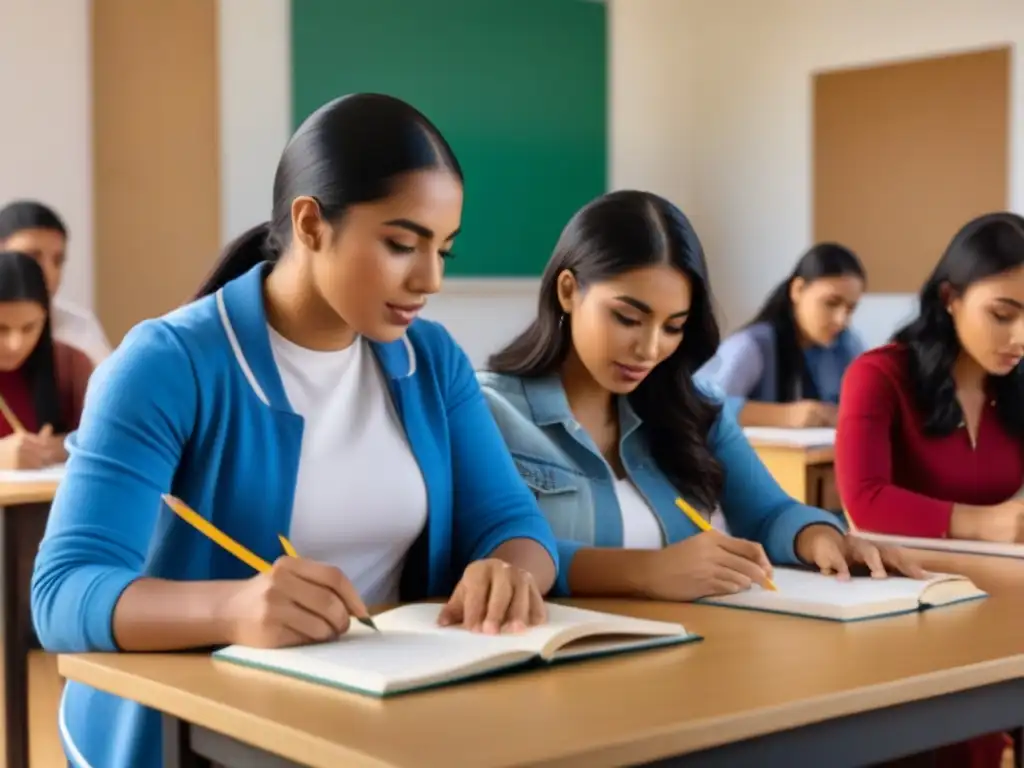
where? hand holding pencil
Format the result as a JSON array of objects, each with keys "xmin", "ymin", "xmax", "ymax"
[
  {"xmin": 626, "ymin": 498, "xmax": 777, "ymax": 603},
  {"xmin": 162, "ymin": 495, "xmax": 377, "ymax": 648}
]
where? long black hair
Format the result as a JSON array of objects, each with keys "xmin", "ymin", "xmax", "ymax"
[
  {"xmin": 195, "ymin": 93, "xmax": 463, "ymax": 298},
  {"xmin": 893, "ymin": 212, "xmax": 1024, "ymax": 437},
  {"xmin": 0, "ymin": 251, "xmax": 62, "ymax": 431},
  {"xmin": 488, "ymin": 190, "xmax": 725, "ymax": 511},
  {"xmin": 0, "ymin": 200, "xmax": 67, "ymax": 242},
  {"xmin": 746, "ymin": 243, "xmax": 865, "ymax": 402}
]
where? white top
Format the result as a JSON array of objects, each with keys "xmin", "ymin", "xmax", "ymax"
[
  {"xmin": 268, "ymin": 330, "xmax": 428, "ymax": 605},
  {"xmin": 614, "ymin": 478, "xmax": 663, "ymax": 549},
  {"xmin": 52, "ymin": 297, "xmax": 112, "ymax": 365}
]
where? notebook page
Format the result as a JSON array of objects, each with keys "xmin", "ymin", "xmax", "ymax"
[
  {"xmin": 217, "ymin": 626, "xmax": 529, "ymax": 692},
  {"xmin": 742, "ymin": 427, "xmax": 836, "ymax": 447},
  {"xmin": 375, "ymin": 602, "xmax": 686, "ymax": 652},
  {"xmin": 711, "ymin": 568, "xmax": 937, "ymax": 609},
  {"xmin": 0, "ymin": 464, "xmax": 66, "ymax": 483}
]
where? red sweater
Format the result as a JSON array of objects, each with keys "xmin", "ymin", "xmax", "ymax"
[
  {"xmin": 0, "ymin": 342, "xmax": 93, "ymax": 438},
  {"xmin": 836, "ymin": 344, "xmax": 1024, "ymax": 537}
]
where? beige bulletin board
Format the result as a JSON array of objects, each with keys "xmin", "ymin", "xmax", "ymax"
[
  {"xmin": 92, "ymin": 0, "xmax": 221, "ymax": 344},
  {"xmin": 813, "ymin": 47, "xmax": 1010, "ymax": 294}
]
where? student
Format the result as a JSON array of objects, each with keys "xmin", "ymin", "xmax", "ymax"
[
  {"xmin": 0, "ymin": 251, "xmax": 92, "ymax": 468},
  {"xmin": 835, "ymin": 215, "xmax": 1021, "ymax": 768},
  {"xmin": 696, "ymin": 243, "xmax": 866, "ymax": 428},
  {"xmin": 31, "ymin": 93, "xmax": 558, "ymax": 768},
  {"xmin": 478, "ymin": 190, "xmax": 920, "ymax": 603},
  {"xmin": 837, "ymin": 212, "xmax": 1024, "ymax": 542},
  {"xmin": 0, "ymin": 200, "xmax": 113, "ymax": 365}
]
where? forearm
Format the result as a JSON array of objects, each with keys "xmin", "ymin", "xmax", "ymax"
[
  {"xmin": 112, "ymin": 577, "xmax": 240, "ymax": 651},
  {"xmin": 489, "ymin": 538, "xmax": 557, "ymax": 594},
  {"xmin": 737, "ymin": 402, "xmax": 793, "ymax": 427},
  {"xmin": 948, "ymin": 503, "xmax": 991, "ymax": 541},
  {"xmin": 567, "ymin": 548, "xmax": 652, "ymax": 597}
]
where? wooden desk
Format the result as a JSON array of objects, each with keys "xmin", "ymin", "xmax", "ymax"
[
  {"xmin": 749, "ymin": 441, "xmax": 835, "ymax": 506},
  {"xmin": 0, "ymin": 480, "xmax": 59, "ymax": 768},
  {"xmin": 60, "ymin": 558, "xmax": 1024, "ymax": 768}
]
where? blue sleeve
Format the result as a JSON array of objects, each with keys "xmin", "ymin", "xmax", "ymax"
[
  {"xmin": 441, "ymin": 335, "xmax": 559, "ymax": 575},
  {"xmin": 694, "ymin": 332, "xmax": 764, "ymax": 416},
  {"xmin": 709, "ymin": 395, "xmax": 842, "ymax": 564},
  {"xmin": 553, "ymin": 540, "xmax": 583, "ymax": 597},
  {"xmin": 30, "ymin": 321, "xmax": 196, "ymax": 652}
]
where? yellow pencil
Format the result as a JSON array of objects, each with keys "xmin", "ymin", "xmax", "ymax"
[
  {"xmin": 0, "ymin": 394, "xmax": 26, "ymax": 434},
  {"xmin": 160, "ymin": 496, "xmax": 378, "ymax": 633},
  {"xmin": 675, "ymin": 497, "xmax": 779, "ymax": 591},
  {"xmin": 163, "ymin": 494, "xmax": 271, "ymax": 573}
]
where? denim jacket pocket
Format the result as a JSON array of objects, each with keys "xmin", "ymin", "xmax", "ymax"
[{"xmin": 512, "ymin": 456, "xmax": 590, "ymax": 543}]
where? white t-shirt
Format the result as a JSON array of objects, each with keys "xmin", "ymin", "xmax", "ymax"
[
  {"xmin": 52, "ymin": 298, "xmax": 112, "ymax": 365},
  {"xmin": 267, "ymin": 329, "xmax": 428, "ymax": 605},
  {"xmin": 614, "ymin": 478, "xmax": 664, "ymax": 549}
]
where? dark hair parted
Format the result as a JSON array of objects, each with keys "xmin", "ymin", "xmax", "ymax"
[
  {"xmin": 488, "ymin": 190, "xmax": 725, "ymax": 511},
  {"xmin": 0, "ymin": 200, "xmax": 67, "ymax": 242},
  {"xmin": 195, "ymin": 93, "xmax": 463, "ymax": 299},
  {"xmin": 747, "ymin": 243, "xmax": 865, "ymax": 402},
  {"xmin": 0, "ymin": 251, "xmax": 62, "ymax": 431},
  {"xmin": 893, "ymin": 212, "xmax": 1024, "ymax": 436}
]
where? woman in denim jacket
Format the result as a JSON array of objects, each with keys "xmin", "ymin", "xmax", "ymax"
[{"xmin": 477, "ymin": 190, "xmax": 922, "ymax": 599}]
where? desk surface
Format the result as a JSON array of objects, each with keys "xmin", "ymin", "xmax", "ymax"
[
  {"xmin": 0, "ymin": 480, "xmax": 58, "ymax": 506},
  {"xmin": 59, "ymin": 552, "xmax": 1024, "ymax": 768},
  {"xmin": 747, "ymin": 441, "xmax": 835, "ymax": 464}
]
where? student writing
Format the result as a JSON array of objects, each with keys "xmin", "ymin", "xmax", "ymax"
[
  {"xmin": 30, "ymin": 94, "xmax": 558, "ymax": 768},
  {"xmin": 696, "ymin": 243, "xmax": 865, "ymax": 428},
  {"xmin": 837, "ymin": 212, "xmax": 1024, "ymax": 543},
  {"xmin": 0, "ymin": 200, "xmax": 113, "ymax": 365},
  {"xmin": 478, "ymin": 191, "xmax": 920, "ymax": 600},
  {"xmin": 0, "ymin": 251, "xmax": 91, "ymax": 468}
]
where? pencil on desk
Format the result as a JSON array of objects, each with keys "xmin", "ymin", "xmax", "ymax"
[
  {"xmin": 674, "ymin": 497, "xmax": 779, "ymax": 592},
  {"xmin": 159, "ymin": 495, "xmax": 380, "ymax": 632}
]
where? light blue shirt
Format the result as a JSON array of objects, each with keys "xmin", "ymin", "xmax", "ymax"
[
  {"xmin": 476, "ymin": 372, "xmax": 842, "ymax": 596},
  {"xmin": 695, "ymin": 322, "xmax": 864, "ymax": 415}
]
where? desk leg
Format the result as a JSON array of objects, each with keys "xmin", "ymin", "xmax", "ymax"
[
  {"xmin": 0, "ymin": 502, "xmax": 49, "ymax": 768},
  {"xmin": 1013, "ymin": 728, "xmax": 1023, "ymax": 768},
  {"xmin": 162, "ymin": 715, "xmax": 210, "ymax": 768}
]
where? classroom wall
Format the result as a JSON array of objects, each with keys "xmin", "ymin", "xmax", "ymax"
[
  {"xmin": 610, "ymin": 0, "xmax": 1024, "ymax": 349},
  {"xmin": 0, "ymin": 0, "xmax": 93, "ymax": 311}
]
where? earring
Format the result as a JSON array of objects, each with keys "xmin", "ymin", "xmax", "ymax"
[{"xmin": 558, "ymin": 313, "xmax": 567, "ymax": 329}]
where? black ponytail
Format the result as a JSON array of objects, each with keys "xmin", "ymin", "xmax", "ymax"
[
  {"xmin": 195, "ymin": 93, "xmax": 462, "ymax": 298},
  {"xmin": 194, "ymin": 223, "xmax": 275, "ymax": 299}
]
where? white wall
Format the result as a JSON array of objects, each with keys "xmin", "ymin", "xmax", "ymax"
[
  {"xmin": 611, "ymin": 0, "xmax": 1024, "ymax": 349},
  {"xmin": 0, "ymin": 0, "xmax": 92, "ymax": 310}
]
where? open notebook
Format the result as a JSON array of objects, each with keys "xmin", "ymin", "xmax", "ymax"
[
  {"xmin": 0, "ymin": 464, "xmax": 66, "ymax": 483},
  {"xmin": 214, "ymin": 602, "xmax": 698, "ymax": 697},
  {"xmin": 699, "ymin": 567, "xmax": 986, "ymax": 622},
  {"xmin": 853, "ymin": 532, "xmax": 1024, "ymax": 560},
  {"xmin": 742, "ymin": 427, "xmax": 836, "ymax": 447}
]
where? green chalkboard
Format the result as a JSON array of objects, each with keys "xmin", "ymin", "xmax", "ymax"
[{"xmin": 291, "ymin": 0, "xmax": 606, "ymax": 277}]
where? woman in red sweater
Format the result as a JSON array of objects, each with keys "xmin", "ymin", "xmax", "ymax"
[
  {"xmin": 837, "ymin": 212, "xmax": 1024, "ymax": 768},
  {"xmin": 0, "ymin": 251, "xmax": 92, "ymax": 469}
]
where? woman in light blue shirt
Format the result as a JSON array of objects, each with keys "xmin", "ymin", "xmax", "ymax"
[
  {"xmin": 695, "ymin": 243, "xmax": 866, "ymax": 428},
  {"xmin": 478, "ymin": 191, "xmax": 920, "ymax": 599}
]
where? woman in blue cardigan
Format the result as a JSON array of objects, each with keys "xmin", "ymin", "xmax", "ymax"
[
  {"xmin": 479, "ymin": 190, "xmax": 918, "ymax": 599},
  {"xmin": 31, "ymin": 94, "xmax": 558, "ymax": 768}
]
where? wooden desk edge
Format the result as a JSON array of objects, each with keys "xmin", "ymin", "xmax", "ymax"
[
  {"xmin": 57, "ymin": 651, "xmax": 1024, "ymax": 768},
  {"xmin": 0, "ymin": 481, "xmax": 59, "ymax": 506},
  {"xmin": 747, "ymin": 442, "xmax": 835, "ymax": 463}
]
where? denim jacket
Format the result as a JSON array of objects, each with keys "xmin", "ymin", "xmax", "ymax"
[{"xmin": 476, "ymin": 372, "xmax": 842, "ymax": 595}]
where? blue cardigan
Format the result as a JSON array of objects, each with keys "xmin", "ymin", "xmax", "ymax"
[{"xmin": 31, "ymin": 263, "xmax": 558, "ymax": 768}]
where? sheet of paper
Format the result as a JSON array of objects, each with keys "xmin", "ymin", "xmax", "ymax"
[
  {"xmin": 742, "ymin": 427, "xmax": 836, "ymax": 447},
  {"xmin": 0, "ymin": 464, "xmax": 66, "ymax": 483}
]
